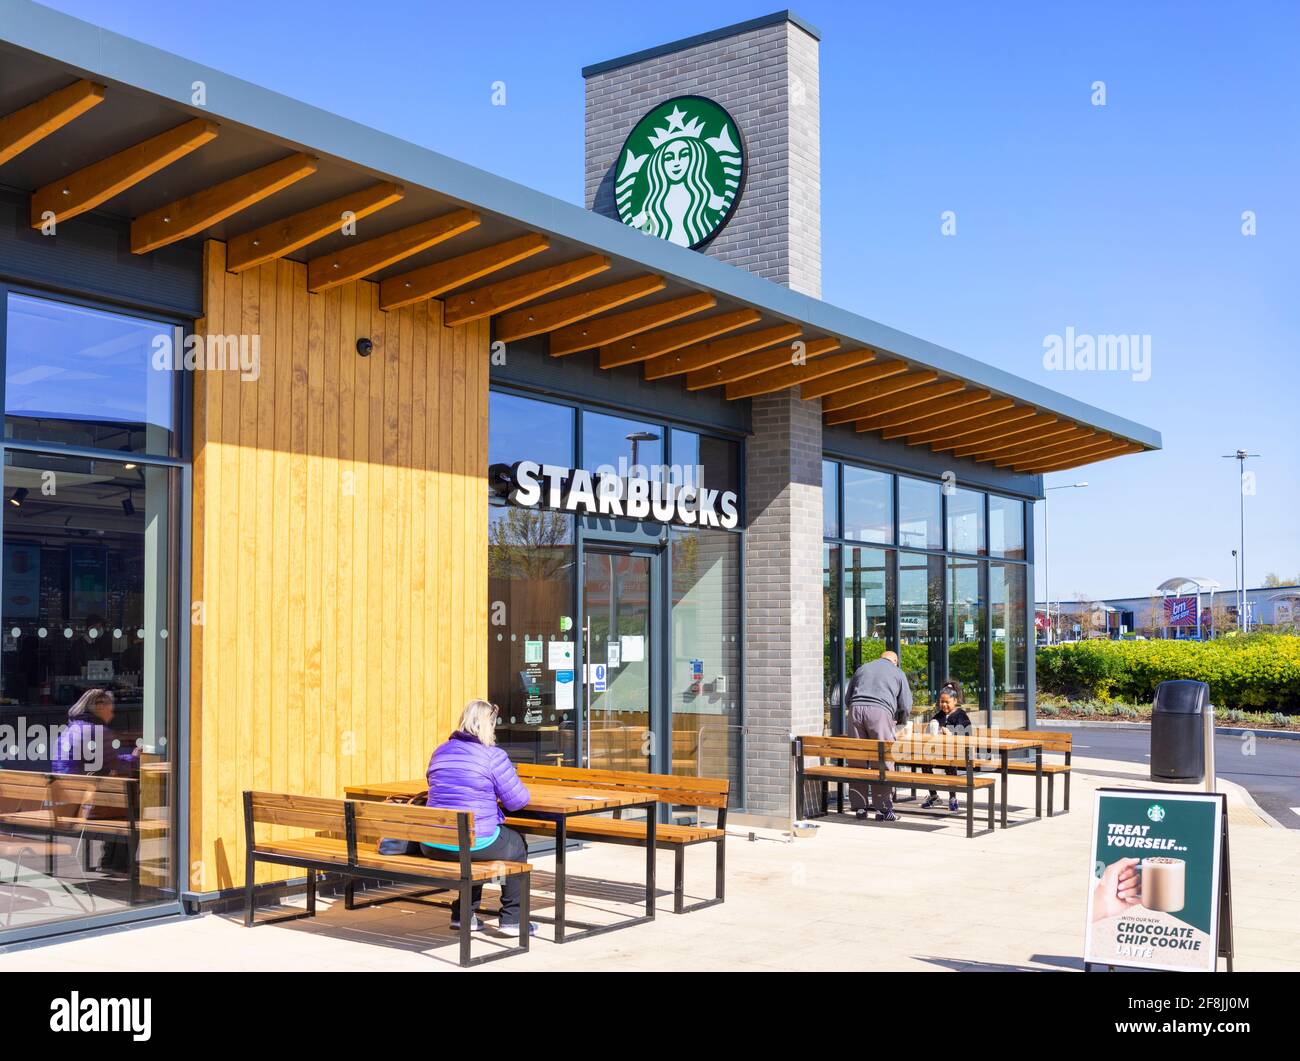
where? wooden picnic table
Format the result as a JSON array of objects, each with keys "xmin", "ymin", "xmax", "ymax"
[
  {"xmin": 888, "ymin": 733, "xmax": 1046, "ymax": 827},
  {"xmin": 344, "ymin": 778, "xmax": 658, "ymax": 943}
]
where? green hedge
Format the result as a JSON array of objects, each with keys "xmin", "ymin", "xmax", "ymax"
[{"xmin": 1036, "ymin": 634, "xmax": 1300, "ymax": 710}]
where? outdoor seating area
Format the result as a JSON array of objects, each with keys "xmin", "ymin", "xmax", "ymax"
[
  {"xmin": 243, "ymin": 763, "xmax": 729, "ymax": 966},
  {"xmin": 794, "ymin": 730, "xmax": 1069, "ymax": 838}
]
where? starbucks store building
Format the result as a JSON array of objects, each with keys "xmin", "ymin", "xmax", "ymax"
[{"xmin": 0, "ymin": 5, "xmax": 1159, "ymax": 942}]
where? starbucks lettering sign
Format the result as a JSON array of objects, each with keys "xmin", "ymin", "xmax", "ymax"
[{"xmin": 614, "ymin": 96, "xmax": 745, "ymax": 248}]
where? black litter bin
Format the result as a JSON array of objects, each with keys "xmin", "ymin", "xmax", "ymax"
[{"xmin": 1150, "ymin": 679, "xmax": 1210, "ymax": 783}]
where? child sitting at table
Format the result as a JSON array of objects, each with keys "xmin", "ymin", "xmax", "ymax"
[{"xmin": 921, "ymin": 681, "xmax": 973, "ymax": 812}]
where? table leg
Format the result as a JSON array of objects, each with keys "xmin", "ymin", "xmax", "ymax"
[
  {"xmin": 645, "ymin": 802, "xmax": 656, "ymax": 919},
  {"xmin": 554, "ymin": 817, "xmax": 567, "ymax": 944},
  {"xmin": 1000, "ymin": 749, "xmax": 1009, "ymax": 828},
  {"xmin": 1034, "ymin": 747, "xmax": 1043, "ymax": 818}
]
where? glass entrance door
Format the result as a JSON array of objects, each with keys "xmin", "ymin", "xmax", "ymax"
[{"xmin": 581, "ymin": 547, "xmax": 657, "ymax": 772}]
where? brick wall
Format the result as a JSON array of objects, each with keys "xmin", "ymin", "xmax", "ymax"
[{"xmin": 584, "ymin": 17, "xmax": 821, "ymax": 296}]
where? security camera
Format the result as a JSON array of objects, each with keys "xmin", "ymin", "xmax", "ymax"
[{"xmin": 356, "ymin": 337, "xmax": 373, "ymax": 357}]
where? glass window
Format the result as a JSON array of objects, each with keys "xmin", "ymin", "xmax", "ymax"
[
  {"xmin": 946, "ymin": 487, "xmax": 986, "ymax": 555},
  {"xmin": 0, "ymin": 452, "xmax": 177, "ymax": 930},
  {"xmin": 5, "ymin": 293, "xmax": 176, "ymax": 455},
  {"xmin": 671, "ymin": 429, "xmax": 740, "ymax": 497},
  {"xmin": 991, "ymin": 562, "xmax": 1028, "ymax": 729},
  {"xmin": 947, "ymin": 557, "xmax": 987, "ymax": 721},
  {"xmin": 822, "ymin": 460, "xmax": 839, "ymax": 539},
  {"xmin": 989, "ymin": 495, "xmax": 1026, "ymax": 560},
  {"xmin": 844, "ymin": 547, "xmax": 894, "ymax": 679},
  {"xmin": 583, "ymin": 411, "xmax": 663, "ymax": 482},
  {"xmin": 842, "ymin": 465, "xmax": 892, "ymax": 544},
  {"xmin": 899, "ymin": 552, "xmax": 944, "ymax": 716},
  {"xmin": 487, "ymin": 502, "xmax": 577, "ymax": 764},
  {"xmin": 671, "ymin": 528, "xmax": 741, "ymax": 788},
  {"xmin": 488, "ymin": 392, "xmax": 573, "ymax": 473},
  {"xmin": 898, "ymin": 476, "xmax": 942, "ymax": 550},
  {"xmin": 823, "ymin": 544, "xmax": 840, "ymax": 734}
]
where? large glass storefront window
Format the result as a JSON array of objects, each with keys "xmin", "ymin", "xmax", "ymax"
[
  {"xmin": 947, "ymin": 556, "xmax": 987, "ymax": 718},
  {"xmin": 488, "ymin": 389, "xmax": 744, "ymax": 788},
  {"xmin": 899, "ymin": 551, "xmax": 944, "ymax": 716},
  {"xmin": 670, "ymin": 528, "xmax": 740, "ymax": 788},
  {"xmin": 1, "ymin": 292, "xmax": 180, "ymax": 937},
  {"xmin": 991, "ymin": 562, "xmax": 1028, "ymax": 728},
  {"xmin": 824, "ymin": 457, "xmax": 1030, "ymax": 730}
]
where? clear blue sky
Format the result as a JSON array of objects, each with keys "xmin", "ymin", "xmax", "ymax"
[{"xmin": 40, "ymin": 0, "xmax": 1299, "ymax": 602}]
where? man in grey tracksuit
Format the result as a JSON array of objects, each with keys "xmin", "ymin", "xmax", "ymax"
[{"xmin": 843, "ymin": 651, "xmax": 913, "ymax": 820}]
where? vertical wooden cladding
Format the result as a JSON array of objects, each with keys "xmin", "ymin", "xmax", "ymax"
[{"xmin": 191, "ymin": 240, "xmax": 488, "ymax": 889}]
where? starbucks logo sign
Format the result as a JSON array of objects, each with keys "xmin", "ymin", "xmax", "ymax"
[{"xmin": 614, "ymin": 96, "xmax": 745, "ymax": 249}]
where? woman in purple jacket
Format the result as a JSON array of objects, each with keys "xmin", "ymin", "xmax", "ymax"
[{"xmin": 423, "ymin": 699, "xmax": 534, "ymax": 933}]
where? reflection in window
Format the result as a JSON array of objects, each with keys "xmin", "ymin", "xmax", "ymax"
[
  {"xmin": 5, "ymin": 293, "xmax": 175, "ymax": 455},
  {"xmin": 991, "ymin": 563, "xmax": 1028, "ymax": 728},
  {"xmin": 843, "ymin": 546, "xmax": 894, "ymax": 681},
  {"xmin": 671, "ymin": 528, "xmax": 740, "ymax": 788},
  {"xmin": 842, "ymin": 465, "xmax": 892, "ymax": 544},
  {"xmin": 989, "ymin": 495, "xmax": 1025, "ymax": 560},
  {"xmin": 583, "ymin": 412, "xmax": 663, "ymax": 481},
  {"xmin": 488, "ymin": 391, "xmax": 573, "ymax": 471},
  {"xmin": 822, "ymin": 460, "xmax": 839, "ymax": 539},
  {"xmin": 487, "ymin": 502, "xmax": 576, "ymax": 765},
  {"xmin": 823, "ymin": 544, "xmax": 840, "ymax": 734},
  {"xmin": 671, "ymin": 429, "xmax": 740, "ymax": 496},
  {"xmin": 898, "ymin": 476, "xmax": 941, "ymax": 550},
  {"xmin": 946, "ymin": 488, "xmax": 986, "ymax": 555},
  {"xmin": 0, "ymin": 453, "xmax": 176, "ymax": 930},
  {"xmin": 899, "ymin": 552, "xmax": 944, "ymax": 713},
  {"xmin": 947, "ymin": 557, "xmax": 986, "ymax": 720}
]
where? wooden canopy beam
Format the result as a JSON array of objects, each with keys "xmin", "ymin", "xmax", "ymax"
[
  {"xmin": 1014, "ymin": 437, "xmax": 1136, "ymax": 471},
  {"xmin": 131, "ymin": 152, "xmax": 317, "ymax": 254},
  {"xmin": 800, "ymin": 359, "xmax": 902, "ymax": 400},
  {"xmin": 905, "ymin": 404, "xmax": 1036, "ymax": 447},
  {"xmin": 0, "ymin": 79, "xmax": 105, "ymax": 167},
  {"xmin": 380, "ymin": 233, "xmax": 549, "ymax": 311},
  {"xmin": 599, "ymin": 309, "xmax": 761, "ymax": 369},
  {"xmin": 687, "ymin": 336, "xmax": 840, "ymax": 391},
  {"xmin": 994, "ymin": 431, "xmax": 1105, "ymax": 468},
  {"xmin": 495, "ymin": 274, "xmax": 664, "ymax": 343},
  {"xmin": 549, "ymin": 293, "xmax": 715, "ymax": 357},
  {"xmin": 821, "ymin": 370, "xmax": 939, "ymax": 414},
  {"xmin": 31, "ymin": 117, "xmax": 218, "ymax": 228},
  {"xmin": 930, "ymin": 412, "xmax": 1059, "ymax": 453},
  {"xmin": 1020, "ymin": 441, "xmax": 1143, "ymax": 474},
  {"xmin": 307, "ymin": 209, "xmax": 480, "ymax": 292},
  {"xmin": 855, "ymin": 388, "xmax": 992, "ymax": 434},
  {"xmin": 953, "ymin": 423, "xmax": 1087, "ymax": 461},
  {"xmin": 880, "ymin": 396, "xmax": 1014, "ymax": 440},
  {"xmin": 443, "ymin": 254, "xmax": 610, "ymax": 326},
  {"xmin": 825, "ymin": 379, "xmax": 965, "ymax": 427},
  {"xmin": 225, "ymin": 181, "xmax": 405, "ymax": 272},
  {"xmin": 725, "ymin": 348, "xmax": 879, "ymax": 399},
  {"xmin": 643, "ymin": 323, "xmax": 802, "ymax": 382}
]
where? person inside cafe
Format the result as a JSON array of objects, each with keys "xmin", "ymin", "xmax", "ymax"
[
  {"xmin": 422, "ymin": 699, "xmax": 536, "ymax": 935},
  {"xmin": 921, "ymin": 680, "xmax": 973, "ymax": 812},
  {"xmin": 52, "ymin": 688, "xmax": 136, "ymax": 777},
  {"xmin": 843, "ymin": 650, "xmax": 912, "ymax": 822}
]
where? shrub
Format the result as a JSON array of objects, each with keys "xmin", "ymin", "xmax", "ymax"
[{"xmin": 1037, "ymin": 634, "xmax": 1300, "ymax": 711}]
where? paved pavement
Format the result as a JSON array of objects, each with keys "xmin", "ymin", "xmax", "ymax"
[
  {"xmin": 2, "ymin": 749, "xmax": 1296, "ymax": 972},
  {"xmin": 1059, "ymin": 725, "xmax": 1300, "ymax": 830}
]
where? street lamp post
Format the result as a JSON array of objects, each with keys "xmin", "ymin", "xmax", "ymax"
[
  {"xmin": 1042, "ymin": 482, "xmax": 1088, "ymax": 643},
  {"xmin": 1221, "ymin": 450, "xmax": 1260, "ymax": 633}
]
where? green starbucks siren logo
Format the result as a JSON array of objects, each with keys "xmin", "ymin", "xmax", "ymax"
[{"xmin": 614, "ymin": 96, "xmax": 745, "ymax": 249}]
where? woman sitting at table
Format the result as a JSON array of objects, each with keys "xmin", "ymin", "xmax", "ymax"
[
  {"xmin": 423, "ymin": 699, "xmax": 535, "ymax": 935},
  {"xmin": 921, "ymin": 681, "xmax": 973, "ymax": 812}
]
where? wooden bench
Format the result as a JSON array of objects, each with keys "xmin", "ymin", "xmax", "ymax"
[
  {"xmin": 0, "ymin": 770, "xmax": 150, "ymax": 902},
  {"xmin": 242, "ymin": 791, "xmax": 532, "ymax": 967},
  {"xmin": 973, "ymin": 729, "xmax": 1072, "ymax": 815},
  {"xmin": 511, "ymin": 763, "xmax": 728, "ymax": 914},
  {"xmin": 794, "ymin": 735, "xmax": 996, "ymax": 838}
]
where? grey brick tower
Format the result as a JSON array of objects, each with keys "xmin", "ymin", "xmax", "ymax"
[{"xmin": 584, "ymin": 11, "xmax": 825, "ymax": 823}]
